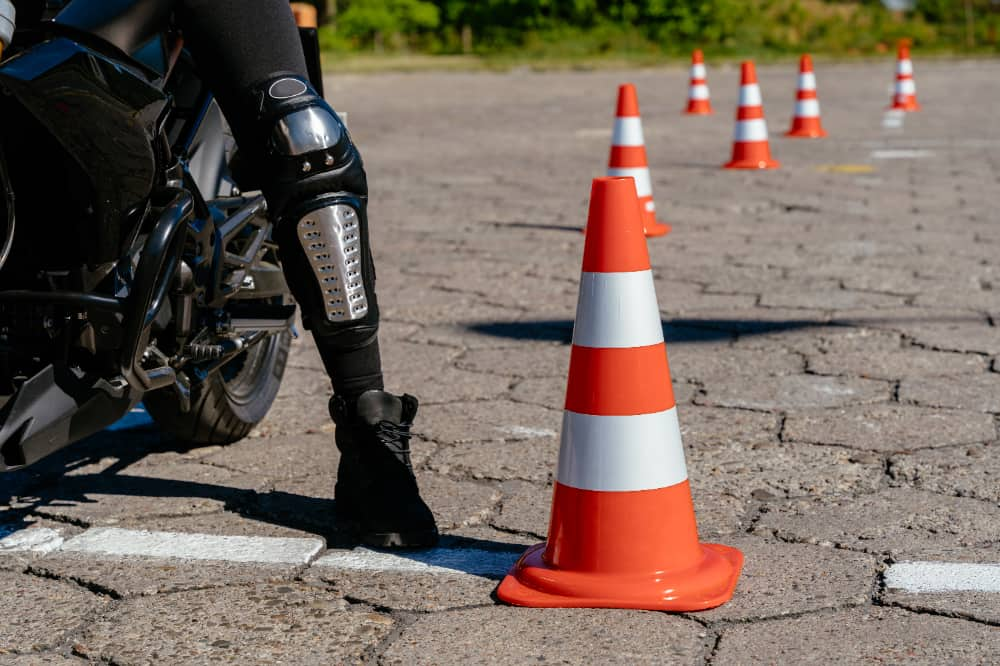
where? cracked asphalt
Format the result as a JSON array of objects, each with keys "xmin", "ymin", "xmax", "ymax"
[{"xmin": 1, "ymin": 59, "xmax": 999, "ymax": 664}]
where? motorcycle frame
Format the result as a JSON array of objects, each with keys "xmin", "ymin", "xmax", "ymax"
[{"xmin": 0, "ymin": 23, "xmax": 293, "ymax": 471}]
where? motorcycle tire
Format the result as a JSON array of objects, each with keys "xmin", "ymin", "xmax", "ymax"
[{"xmin": 145, "ymin": 331, "xmax": 291, "ymax": 445}]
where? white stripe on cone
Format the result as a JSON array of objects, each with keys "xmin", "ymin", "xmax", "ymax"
[
  {"xmin": 691, "ymin": 63, "xmax": 707, "ymax": 79},
  {"xmin": 734, "ymin": 118, "xmax": 769, "ymax": 142},
  {"xmin": 606, "ymin": 167, "xmax": 652, "ymax": 197},
  {"xmin": 794, "ymin": 99, "xmax": 821, "ymax": 118},
  {"xmin": 572, "ymin": 271, "xmax": 664, "ymax": 349},
  {"xmin": 898, "ymin": 60, "xmax": 913, "ymax": 75},
  {"xmin": 611, "ymin": 117, "xmax": 645, "ymax": 147},
  {"xmin": 897, "ymin": 79, "xmax": 916, "ymax": 95},
  {"xmin": 797, "ymin": 72, "xmax": 817, "ymax": 90},
  {"xmin": 557, "ymin": 408, "xmax": 688, "ymax": 492},
  {"xmin": 738, "ymin": 84, "xmax": 762, "ymax": 107},
  {"xmin": 689, "ymin": 84, "xmax": 710, "ymax": 100}
]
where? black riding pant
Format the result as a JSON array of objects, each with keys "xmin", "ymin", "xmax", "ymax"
[{"xmin": 177, "ymin": 0, "xmax": 384, "ymax": 401}]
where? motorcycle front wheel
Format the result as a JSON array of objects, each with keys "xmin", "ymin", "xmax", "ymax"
[{"xmin": 145, "ymin": 331, "xmax": 291, "ymax": 445}]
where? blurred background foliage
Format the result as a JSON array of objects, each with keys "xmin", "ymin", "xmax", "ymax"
[{"xmin": 302, "ymin": 0, "xmax": 1000, "ymax": 59}]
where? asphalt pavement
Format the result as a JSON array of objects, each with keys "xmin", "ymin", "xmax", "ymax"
[{"xmin": 1, "ymin": 58, "xmax": 998, "ymax": 664}]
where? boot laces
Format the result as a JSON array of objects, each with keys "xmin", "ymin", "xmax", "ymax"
[{"xmin": 374, "ymin": 420, "xmax": 413, "ymax": 470}]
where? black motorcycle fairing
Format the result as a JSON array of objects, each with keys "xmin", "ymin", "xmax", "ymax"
[
  {"xmin": 0, "ymin": 37, "xmax": 168, "ymax": 264},
  {"xmin": 0, "ymin": 364, "xmax": 136, "ymax": 471},
  {"xmin": 54, "ymin": 0, "xmax": 173, "ymax": 57},
  {"xmin": 0, "ymin": 190, "xmax": 193, "ymax": 472}
]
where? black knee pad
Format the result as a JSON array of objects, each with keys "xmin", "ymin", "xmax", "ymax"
[
  {"xmin": 245, "ymin": 74, "xmax": 367, "ymax": 211},
  {"xmin": 245, "ymin": 75, "xmax": 379, "ymax": 341}
]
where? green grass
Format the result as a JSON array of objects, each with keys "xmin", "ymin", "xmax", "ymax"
[{"xmin": 321, "ymin": 53, "xmax": 486, "ymax": 73}]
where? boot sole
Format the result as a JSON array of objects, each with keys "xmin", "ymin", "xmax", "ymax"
[
  {"xmin": 361, "ymin": 530, "xmax": 440, "ymax": 549},
  {"xmin": 336, "ymin": 512, "xmax": 439, "ymax": 549}
]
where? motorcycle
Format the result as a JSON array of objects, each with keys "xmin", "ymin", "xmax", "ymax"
[{"xmin": 0, "ymin": 0, "xmax": 323, "ymax": 472}]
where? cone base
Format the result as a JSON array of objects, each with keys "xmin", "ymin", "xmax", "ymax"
[
  {"xmin": 785, "ymin": 126, "xmax": 827, "ymax": 138},
  {"xmin": 497, "ymin": 541, "xmax": 744, "ymax": 611},
  {"xmin": 644, "ymin": 220, "xmax": 672, "ymax": 237},
  {"xmin": 724, "ymin": 158, "xmax": 781, "ymax": 170},
  {"xmin": 582, "ymin": 221, "xmax": 672, "ymax": 238},
  {"xmin": 889, "ymin": 102, "xmax": 921, "ymax": 112},
  {"xmin": 684, "ymin": 104, "xmax": 713, "ymax": 115}
]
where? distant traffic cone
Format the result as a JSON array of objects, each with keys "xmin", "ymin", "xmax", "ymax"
[
  {"xmin": 889, "ymin": 43, "xmax": 920, "ymax": 111},
  {"xmin": 497, "ymin": 177, "xmax": 744, "ymax": 611},
  {"xmin": 607, "ymin": 84, "xmax": 671, "ymax": 237},
  {"xmin": 684, "ymin": 49, "xmax": 713, "ymax": 115},
  {"xmin": 290, "ymin": 2, "xmax": 318, "ymax": 27},
  {"xmin": 724, "ymin": 61, "xmax": 780, "ymax": 169},
  {"xmin": 786, "ymin": 54, "xmax": 827, "ymax": 138}
]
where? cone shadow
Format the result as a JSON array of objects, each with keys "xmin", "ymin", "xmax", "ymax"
[
  {"xmin": 467, "ymin": 314, "xmax": 984, "ymax": 346},
  {"xmin": 467, "ymin": 318, "xmax": 823, "ymax": 345}
]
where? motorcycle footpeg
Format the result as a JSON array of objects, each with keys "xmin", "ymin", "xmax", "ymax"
[{"xmin": 224, "ymin": 303, "xmax": 297, "ymax": 333}]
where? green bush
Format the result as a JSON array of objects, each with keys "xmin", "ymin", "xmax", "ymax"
[
  {"xmin": 333, "ymin": 0, "xmax": 440, "ymax": 49},
  {"xmin": 319, "ymin": 0, "xmax": 1000, "ymax": 56}
]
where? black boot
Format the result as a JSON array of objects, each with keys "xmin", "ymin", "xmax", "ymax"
[{"xmin": 330, "ymin": 390, "xmax": 439, "ymax": 548}]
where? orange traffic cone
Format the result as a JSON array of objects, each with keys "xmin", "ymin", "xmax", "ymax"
[
  {"xmin": 786, "ymin": 54, "xmax": 827, "ymax": 138},
  {"xmin": 290, "ymin": 2, "xmax": 318, "ymax": 28},
  {"xmin": 724, "ymin": 61, "xmax": 779, "ymax": 169},
  {"xmin": 497, "ymin": 177, "xmax": 744, "ymax": 611},
  {"xmin": 607, "ymin": 84, "xmax": 671, "ymax": 238},
  {"xmin": 684, "ymin": 49, "xmax": 713, "ymax": 115},
  {"xmin": 889, "ymin": 43, "xmax": 920, "ymax": 111}
]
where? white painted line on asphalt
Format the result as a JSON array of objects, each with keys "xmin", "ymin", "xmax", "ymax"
[
  {"xmin": 59, "ymin": 528, "xmax": 325, "ymax": 565},
  {"xmin": 0, "ymin": 524, "xmax": 521, "ymax": 578},
  {"xmin": 862, "ymin": 138, "xmax": 1000, "ymax": 148},
  {"xmin": 313, "ymin": 547, "xmax": 520, "ymax": 577},
  {"xmin": 497, "ymin": 425, "xmax": 557, "ymax": 439},
  {"xmin": 885, "ymin": 561, "xmax": 1000, "ymax": 594},
  {"xmin": 870, "ymin": 149, "xmax": 934, "ymax": 159},
  {"xmin": 0, "ymin": 527, "xmax": 64, "ymax": 554},
  {"xmin": 881, "ymin": 111, "xmax": 905, "ymax": 129}
]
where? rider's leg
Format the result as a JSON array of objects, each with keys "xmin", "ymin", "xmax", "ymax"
[
  {"xmin": 175, "ymin": 0, "xmax": 382, "ymax": 401},
  {"xmin": 176, "ymin": 0, "xmax": 438, "ymax": 547}
]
